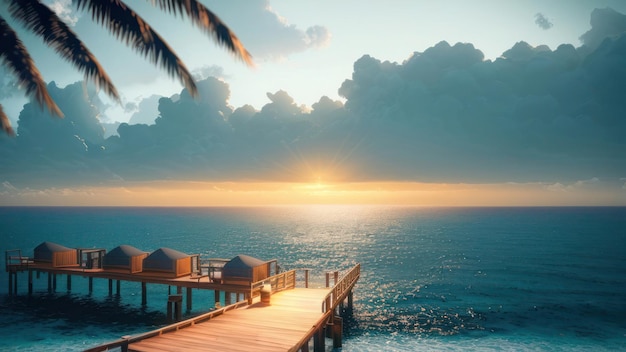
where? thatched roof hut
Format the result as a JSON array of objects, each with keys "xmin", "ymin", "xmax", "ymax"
[
  {"xmin": 222, "ymin": 254, "xmax": 271, "ymax": 285},
  {"xmin": 103, "ymin": 245, "xmax": 148, "ymax": 273},
  {"xmin": 143, "ymin": 247, "xmax": 192, "ymax": 277},
  {"xmin": 33, "ymin": 241, "xmax": 78, "ymax": 267}
]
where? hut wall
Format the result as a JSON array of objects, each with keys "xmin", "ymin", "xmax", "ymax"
[
  {"xmin": 52, "ymin": 250, "xmax": 78, "ymax": 267},
  {"xmin": 175, "ymin": 257, "xmax": 192, "ymax": 277},
  {"xmin": 103, "ymin": 260, "xmax": 128, "ymax": 270},
  {"xmin": 222, "ymin": 264, "xmax": 268, "ymax": 285},
  {"xmin": 144, "ymin": 257, "xmax": 191, "ymax": 277},
  {"xmin": 131, "ymin": 253, "xmax": 147, "ymax": 273},
  {"xmin": 33, "ymin": 252, "xmax": 52, "ymax": 263},
  {"xmin": 252, "ymin": 263, "xmax": 270, "ymax": 282}
]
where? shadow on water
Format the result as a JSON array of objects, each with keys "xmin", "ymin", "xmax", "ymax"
[{"xmin": 0, "ymin": 292, "xmax": 169, "ymax": 333}]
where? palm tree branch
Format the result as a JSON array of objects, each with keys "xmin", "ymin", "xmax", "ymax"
[
  {"xmin": 0, "ymin": 103, "xmax": 15, "ymax": 136},
  {"xmin": 151, "ymin": 0, "xmax": 253, "ymax": 66},
  {"xmin": 74, "ymin": 0, "xmax": 198, "ymax": 97},
  {"xmin": 7, "ymin": 0, "xmax": 120, "ymax": 102},
  {"xmin": 0, "ymin": 14, "xmax": 62, "ymax": 121}
]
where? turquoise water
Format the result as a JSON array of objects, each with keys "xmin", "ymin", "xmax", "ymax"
[{"xmin": 1, "ymin": 206, "xmax": 625, "ymax": 351}]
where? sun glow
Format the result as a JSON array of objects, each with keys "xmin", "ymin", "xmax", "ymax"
[{"xmin": 2, "ymin": 180, "xmax": 623, "ymax": 206}]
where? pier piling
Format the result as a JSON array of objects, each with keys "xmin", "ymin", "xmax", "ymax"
[
  {"xmin": 186, "ymin": 287, "xmax": 192, "ymax": 311},
  {"xmin": 141, "ymin": 282, "xmax": 147, "ymax": 306},
  {"xmin": 8, "ymin": 271, "xmax": 13, "ymax": 296},
  {"xmin": 332, "ymin": 316, "xmax": 343, "ymax": 348},
  {"xmin": 28, "ymin": 270, "xmax": 33, "ymax": 295}
]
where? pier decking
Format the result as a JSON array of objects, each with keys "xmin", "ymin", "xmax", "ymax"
[{"xmin": 127, "ymin": 288, "xmax": 330, "ymax": 352}]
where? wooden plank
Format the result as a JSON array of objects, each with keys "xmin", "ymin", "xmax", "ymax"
[{"xmin": 128, "ymin": 289, "xmax": 329, "ymax": 352}]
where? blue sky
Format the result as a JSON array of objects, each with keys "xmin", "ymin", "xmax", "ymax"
[
  {"xmin": 5, "ymin": 0, "xmax": 626, "ymax": 118},
  {"xmin": 1, "ymin": 0, "xmax": 626, "ymax": 206}
]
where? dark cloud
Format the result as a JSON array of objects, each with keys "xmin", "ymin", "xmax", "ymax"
[
  {"xmin": 535, "ymin": 13, "xmax": 553, "ymax": 30},
  {"xmin": 1, "ymin": 9, "xmax": 626, "ymax": 187},
  {"xmin": 579, "ymin": 7, "xmax": 626, "ymax": 51}
]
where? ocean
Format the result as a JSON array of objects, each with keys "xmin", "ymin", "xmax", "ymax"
[{"xmin": 0, "ymin": 206, "xmax": 625, "ymax": 351}]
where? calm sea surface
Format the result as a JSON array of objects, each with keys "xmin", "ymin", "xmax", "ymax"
[{"xmin": 0, "ymin": 206, "xmax": 625, "ymax": 351}]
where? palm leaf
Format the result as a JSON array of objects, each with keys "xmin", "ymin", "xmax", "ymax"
[
  {"xmin": 152, "ymin": 0, "xmax": 253, "ymax": 66},
  {"xmin": 75, "ymin": 0, "xmax": 198, "ymax": 97},
  {"xmin": 7, "ymin": 0, "xmax": 120, "ymax": 102},
  {"xmin": 0, "ymin": 14, "xmax": 62, "ymax": 121},
  {"xmin": 0, "ymin": 103, "xmax": 15, "ymax": 136}
]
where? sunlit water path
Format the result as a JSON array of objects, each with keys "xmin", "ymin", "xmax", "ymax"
[{"xmin": 1, "ymin": 206, "xmax": 625, "ymax": 351}]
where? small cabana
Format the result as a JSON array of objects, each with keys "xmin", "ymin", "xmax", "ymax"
[
  {"xmin": 222, "ymin": 254, "xmax": 275, "ymax": 285},
  {"xmin": 33, "ymin": 241, "xmax": 78, "ymax": 267},
  {"xmin": 142, "ymin": 247, "xmax": 193, "ymax": 277},
  {"xmin": 103, "ymin": 245, "xmax": 147, "ymax": 273},
  {"xmin": 78, "ymin": 248, "xmax": 106, "ymax": 269}
]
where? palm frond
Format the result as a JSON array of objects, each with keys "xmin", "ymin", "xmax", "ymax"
[
  {"xmin": 0, "ymin": 14, "xmax": 62, "ymax": 120},
  {"xmin": 152, "ymin": 0, "xmax": 253, "ymax": 66},
  {"xmin": 0, "ymin": 104, "xmax": 15, "ymax": 136},
  {"xmin": 7, "ymin": 0, "xmax": 120, "ymax": 102},
  {"xmin": 75, "ymin": 0, "xmax": 198, "ymax": 97}
]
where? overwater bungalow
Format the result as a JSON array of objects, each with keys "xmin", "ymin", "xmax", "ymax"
[
  {"xmin": 33, "ymin": 241, "xmax": 78, "ymax": 267},
  {"xmin": 102, "ymin": 244, "xmax": 148, "ymax": 273},
  {"xmin": 143, "ymin": 247, "xmax": 196, "ymax": 278}
]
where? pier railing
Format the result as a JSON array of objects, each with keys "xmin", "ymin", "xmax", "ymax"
[
  {"xmin": 84, "ymin": 300, "xmax": 249, "ymax": 352},
  {"xmin": 290, "ymin": 263, "xmax": 361, "ymax": 352},
  {"xmin": 250, "ymin": 269, "xmax": 297, "ymax": 297},
  {"xmin": 5, "ymin": 249, "xmax": 33, "ymax": 272},
  {"xmin": 321, "ymin": 263, "xmax": 360, "ymax": 314}
]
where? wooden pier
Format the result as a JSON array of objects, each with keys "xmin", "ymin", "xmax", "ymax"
[{"xmin": 5, "ymin": 247, "xmax": 360, "ymax": 351}]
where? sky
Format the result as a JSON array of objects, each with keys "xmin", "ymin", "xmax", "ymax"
[{"xmin": 1, "ymin": 0, "xmax": 626, "ymax": 206}]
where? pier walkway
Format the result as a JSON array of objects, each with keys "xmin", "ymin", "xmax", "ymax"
[
  {"xmin": 5, "ymin": 245, "xmax": 360, "ymax": 351},
  {"xmin": 127, "ymin": 288, "xmax": 329, "ymax": 352},
  {"xmin": 87, "ymin": 264, "xmax": 360, "ymax": 352}
]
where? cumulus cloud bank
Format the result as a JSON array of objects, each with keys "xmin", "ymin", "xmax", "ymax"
[{"xmin": 1, "ymin": 8, "xmax": 626, "ymax": 188}]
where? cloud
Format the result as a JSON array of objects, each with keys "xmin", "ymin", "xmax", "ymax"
[
  {"xmin": 191, "ymin": 65, "xmax": 227, "ymax": 81},
  {"xmin": 209, "ymin": 0, "xmax": 332, "ymax": 60},
  {"xmin": 2, "ymin": 9, "xmax": 626, "ymax": 189},
  {"xmin": 579, "ymin": 7, "xmax": 626, "ymax": 50},
  {"xmin": 44, "ymin": 0, "xmax": 79, "ymax": 26},
  {"xmin": 305, "ymin": 25, "xmax": 332, "ymax": 48},
  {"xmin": 534, "ymin": 13, "xmax": 553, "ymax": 30},
  {"xmin": 0, "ymin": 68, "xmax": 17, "ymax": 100},
  {"xmin": 128, "ymin": 95, "xmax": 162, "ymax": 125},
  {"xmin": 544, "ymin": 178, "xmax": 600, "ymax": 192}
]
